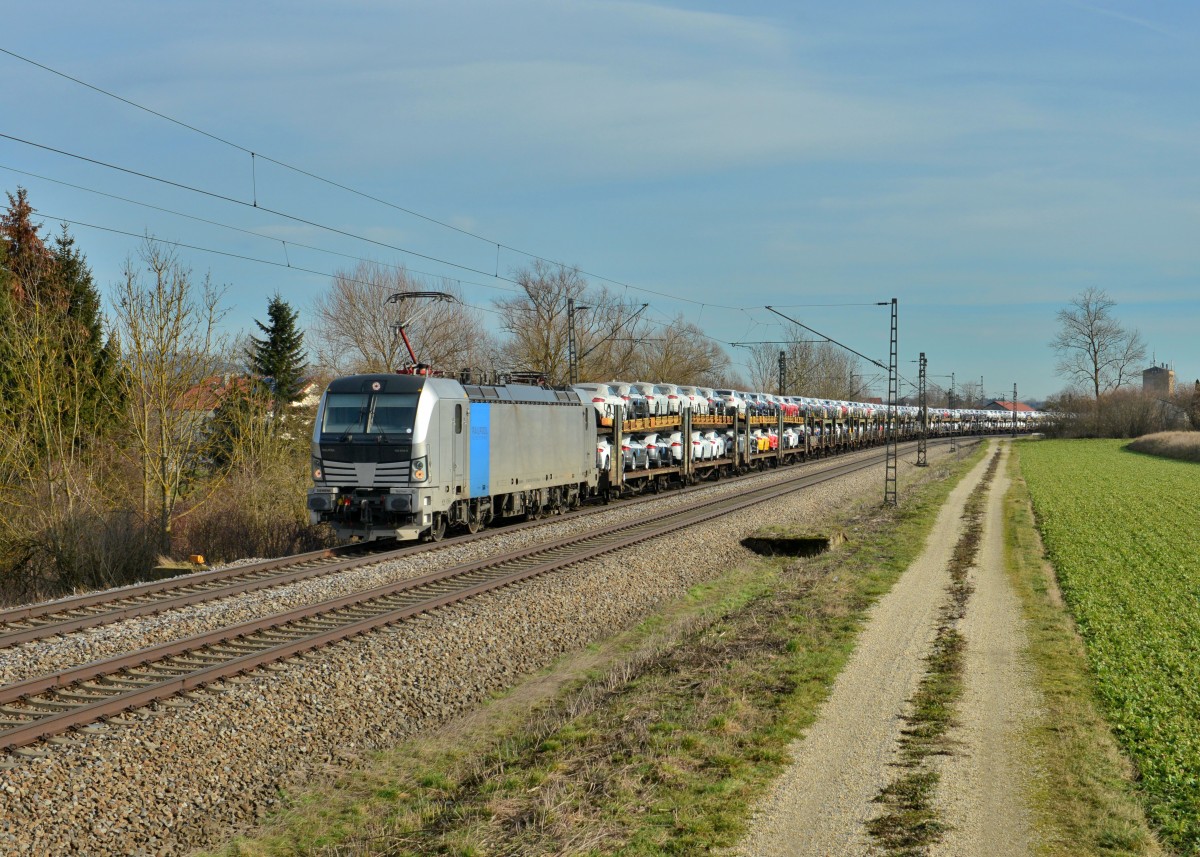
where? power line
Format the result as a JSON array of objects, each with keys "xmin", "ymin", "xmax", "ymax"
[
  {"xmin": 765, "ymin": 302, "xmax": 894, "ymax": 308},
  {"xmin": 39, "ymin": 206, "xmax": 915, "ymax": 390},
  {"xmin": 0, "ymin": 131, "xmax": 518, "ymax": 284},
  {"xmin": 765, "ymin": 305, "xmax": 890, "ymax": 371},
  {"xmin": 0, "ymin": 45, "xmax": 745, "ymax": 312},
  {"xmin": 42, "ymin": 208, "xmax": 509, "ymax": 328},
  {"xmin": 33, "ymin": 212, "xmax": 705, "ymax": 345},
  {"xmin": 32, "ymin": 198, "xmax": 746, "ymax": 356},
  {"xmin": 0, "ymin": 46, "xmax": 500, "ymax": 245},
  {"xmin": 1, "ymin": 130, "xmax": 753, "ymax": 317},
  {"xmin": 0, "ymin": 41, "xmax": 868, "ymax": 366},
  {"xmin": 1, "ymin": 162, "xmax": 524, "ymax": 297}
]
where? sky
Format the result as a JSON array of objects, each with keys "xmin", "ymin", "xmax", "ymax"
[{"xmin": 3, "ymin": 0, "xmax": 1198, "ymax": 402}]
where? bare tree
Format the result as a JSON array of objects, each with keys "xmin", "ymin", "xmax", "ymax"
[
  {"xmin": 1051, "ymin": 287, "xmax": 1146, "ymax": 407},
  {"xmin": 745, "ymin": 343, "xmax": 790, "ymax": 393},
  {"xmin": 808, "ymin": 344, "xmax": 863, "ymax": 399},
  {"xmin": 0, "ymin": 290, "xmax": 112, "ymax": 596},
  {"xmin": 495, "ymin": 260, "xmax": 654, "ymax": 384},
  {"xmin": 107, "ymin": 240, "xmax": 229, "ymax": 550},
  {"xmin": 310, "ymin": 262, "xmax": 495, "ymax": 376},
  {"xmin": 745, "ymin": 334, "xmax": 862, "ymax": 398},
  {"xmin": 956, "ymin": 380, "xmax": 983, "ymax": 408},
  {"xmin": 629, "ymin": 315, "xmax": 730, "ymax": 386},
  {"xmin": 1171, "ymin": 380, "xmax": 1200, "ymax": 431}
]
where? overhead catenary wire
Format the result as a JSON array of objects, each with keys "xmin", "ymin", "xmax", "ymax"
[
  {"xmin": 1, "ymin": 48, "xmax": 906, "ymax": 387},
  {"xmin": 766, "ymin": 302, "xmax": 892, "ymax": 308},
  {"xmin": 31, "ymin": 200, "xmax": 742, "ymax": 353},
  {"xmin": 1, "ymin": 163, "xmax": 525, "ymax": 297},
  {"xmin": 0, "ymin": 131, "xmax": 517, "ymax": 285},
  {"xmin": 765, "ymin": 304, "xmax": 890, "ymax": 372},
  {"xmin": 0, "ymin": 47, "xmax": 498, "ymax": 246},
  {"xmin": 1, "ymin": 157, "xmax": 791, "ymax": 357},
  {"xmin": 0, "ymin": 45, "xmax": 745, "ymax": 311},
  {"xmin": 31, "ymin": 205, "xmax": 897, "ymax": 394},
  {"xmin": 1, "ymin": 131, "xmax": 753, "ymax": 317},
  {"xmin": 42, "ymin": 209, "xmax": 510, "ymax": 322}
]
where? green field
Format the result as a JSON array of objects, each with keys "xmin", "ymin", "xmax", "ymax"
[{"xmin": 1021, "ymin": 439, "xmax": 1200, "ymax": 852}]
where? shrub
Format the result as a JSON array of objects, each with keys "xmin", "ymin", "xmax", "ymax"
[
  {"xmin": 0, "ymin": 506, "xmax": 159, "ymax": 604},
  {"xmin": 172, "ymin": 465, "xmax": 334, "ymax": 565},
  {"xmin": 1126, "ymin": 431, "xmax": 1200, "ymax": 463},
  {"xmin": 1045, "ymin": 389, "xmax": 1189, "ymax": 439}
]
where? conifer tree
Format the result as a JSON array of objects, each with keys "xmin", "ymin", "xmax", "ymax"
[
  {"xmin": 245, "ymin": 293, "xmax": 308, "ymax": 410},
  {"xmin": 51, "ymin": 225, "xmax": 116, "ymax": 429},
  {"xmin": 0, "ymin": 193, "xmax": 114, "ymax": 441},
  {"xmin": 0, "ymin": 187, "xmax": 52, "ymax": 304}
]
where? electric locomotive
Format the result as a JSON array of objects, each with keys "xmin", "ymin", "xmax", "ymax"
[{"xmin": 307, "ymin": 373, "xmax": 599, "ymax": 542}]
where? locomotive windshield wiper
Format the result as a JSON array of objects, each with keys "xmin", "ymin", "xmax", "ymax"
[{"xmin": 339, "ymin": 406, "xmax": 371, "ymax": 442}]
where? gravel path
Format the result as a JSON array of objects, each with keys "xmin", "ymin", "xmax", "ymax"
[
  {"xmin": 0, "ymin": 447, "xmax": 957, "ymax": 856},
  {"xmin": 930, "ymin": 442, "xmax": 1040, "ymax": 856},
  {"xmin": 733, "ymin": 444, "xmax": 996, "ymax": 856}
]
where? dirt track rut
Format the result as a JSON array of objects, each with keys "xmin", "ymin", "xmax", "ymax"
[{"xmin": 735, "ymin": 441, "xmax": 1039, "ymax": 856}]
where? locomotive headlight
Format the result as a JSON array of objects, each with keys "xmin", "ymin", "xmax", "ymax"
[
  {"xmin": 410, "ymin": 456, "xmax": 428, "ymax": 482},
  {"xmin": 311, "ymin": 457, "xmax": 324, "ymax": 482}
]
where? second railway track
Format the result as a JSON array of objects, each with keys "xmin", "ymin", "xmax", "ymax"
[
  {"xmin": 0, "ymin": 447, "xmax": 909, "ymax": 757},
  {"xmin": 0, "ymin": 441, "xmax": 939, "ymax": 652}
]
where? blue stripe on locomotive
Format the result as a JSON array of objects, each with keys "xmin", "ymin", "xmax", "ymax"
[{"xmin": 469, "ymin": 402, "xmax": 490, "ymax": 497}]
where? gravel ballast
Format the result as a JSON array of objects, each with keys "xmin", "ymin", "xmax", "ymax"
[
  {"xmin": 0, "ymin": 446, "xmax": 964, "ymax": 856},
  {"xmin": 0, "ymin": 450, "xmax": 884, "ymax": 688}
]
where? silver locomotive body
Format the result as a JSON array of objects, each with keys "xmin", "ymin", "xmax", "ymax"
[{"xmin": 307, "ymin": 374, "xmax": 597, "ymax": 541}]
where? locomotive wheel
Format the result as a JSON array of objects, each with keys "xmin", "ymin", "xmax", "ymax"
[
  {"xmin": 465, "ymin": 505, "xmax": 482, "ymax": 534},
  {"xmin": 426, "ymin": 513, "xmax": 446, "ymax": 542}
]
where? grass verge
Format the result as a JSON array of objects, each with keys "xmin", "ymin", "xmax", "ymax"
[
  {"xmin": 1004, "ymin": 443, "xmax": 1164, "ymax": 857},
  {"xmin": 207, "ymin": 443, "xmax": 988, "ymax": 857},
  {"xmin": 866, "ymin": 448, "xmax": 999, "ymax": 855}
]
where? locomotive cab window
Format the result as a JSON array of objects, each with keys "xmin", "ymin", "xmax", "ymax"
[
  {"xmin": 320, "ymin": 392, "xmax": 419, "ymax": 436},
  {"xmin": 370, "ymin": 394, "xmax": 418, "ymax": 435},
  {"xmin": 455, "ymin": 404, "xmax": 463, "ymax": 434},
  {"xmin": 321, "ymin": 393, "xmax": 369, "ymax": 434}
]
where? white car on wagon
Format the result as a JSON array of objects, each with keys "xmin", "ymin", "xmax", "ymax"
[{"xmin": 572, "ymin": 383, "xmax": 622, "ymax": 419}]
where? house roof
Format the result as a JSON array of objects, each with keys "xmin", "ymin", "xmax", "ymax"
[
  {"xmin": 983, "ymin": 399, "xmax": 1035, "ymax": 412},
  {"xmin": 178, "ymin": 375, "xmax": 326, "ymax": 412},
  {"xmin": 176, "ymin": 375, "xmax": 255, "ymax": 412}
]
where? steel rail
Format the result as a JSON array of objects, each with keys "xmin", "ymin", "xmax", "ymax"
[
  {"xmin": 0, "ymin": 438, "xmax": 939, "ymax": 650},
  {"xmin": 0, "ymin": 543, "xmax": 385, "ymax": 627},
  {"xmin": 0, "ymin": 449, "xmax": 904, "ymax": 754},
  {"xmin": 4, "ymin": 450, "xmax": 879, "ymax": 704}
]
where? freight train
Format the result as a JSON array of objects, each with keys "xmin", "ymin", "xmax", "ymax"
[{"xmin": 307, "ymin": 372, "xmax": 1041, "ymax": 542}]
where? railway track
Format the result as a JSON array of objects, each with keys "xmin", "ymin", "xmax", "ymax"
[
  {"xmin": 0, "ymin": 446, "xmax": 918, "ymax": 757},
  {"xmin": 0, "ymin": 439, "xmax": 941, "ymax": 651}
]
